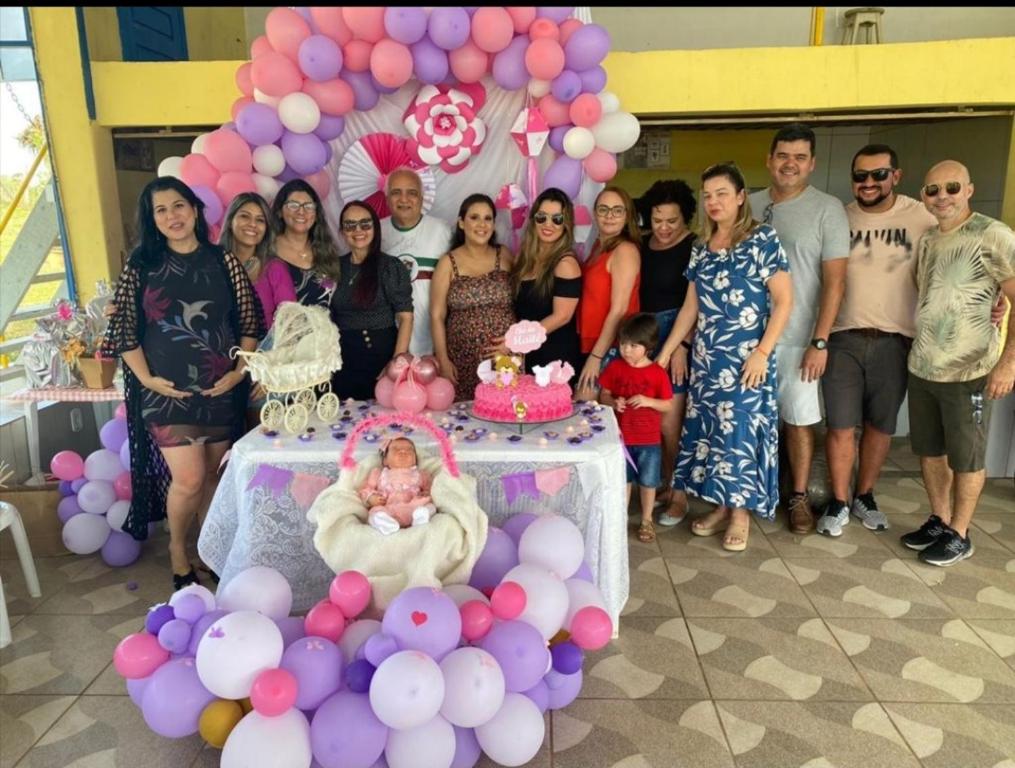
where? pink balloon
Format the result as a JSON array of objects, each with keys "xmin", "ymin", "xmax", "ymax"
[
  {"xmin": 342, "ymin": 39, "xmax": 374, "ymax": 72},
  {"xmin": 507, "ymin": 7, "xmax": 537, "ymax": 33},
  {"xmin": 250, "ymin": 668, "xmax": 298, "ymax": 717},
  {"xmin": 583, "ymin": 148, "xmax": 617, "ymax": 183},
  {"xmin": 304, "ymin": 169, "xmax": 332, "ymax": 201},
  {"xmin": 525, "ymin": 38, "xmax": 565, "ymax": 81},
  {"xmin": 216, "ymin": 172, "xmax": 257, "ymax": 208},
  {"xmin": 370, "ymin": 38, "xmax": 414, "ymax": 88},
  {"xmin": 385, "ymin": 352, "xmax": 413, "ymax": 382},
  {"xmin": 411, "ymin": 356, "xmax": 438, "ymax": 386},
  {"xmin": 472, "ymin": 7, "xmax": 514, "ymax": 53},
  {"xmin": 529, "ymin": 18, "xmax": 561, "ymax": 42},
  {"xmin": 342, "ymin": 7, "xmax": 386, "ymax": 43},
  {"xmin": 426, "ymin": 378, "xmax": 456, "ymax": 411},
  {"xmin": 113, "ymin": 471, "xmax": 132, "ymax": 501},
  {"xmin": 305, "ymin": 599, "xmax": 346, "ymax": 642},
  {"xmin": 203, "ymin": 129, "xmax": 253, "ymax": 173},
  {"xmin": 265, "ymin": 7, "xmax": 311, "ymax": 62},
  {"xmin": 310, "ymin": 8, "xmax": 352, "ymax": 46},
  {"xmin": 251, "ymin": 51, "xmax": 303, "ymax": 97},
  {"xmin": 50, "ymin": 450, "xmax": 84, "ymax": 482},
  {"xmin": 392, "ymin": 380, "xmax": 428, "ymax": 414},
  {"xmin": 449, "ymin": 41, "xmax": 489, "ymax": 84},
  {"xmin": 114, "ymin": 402, "xmax": 127, "ymax": 420},
  {"xmin": 329, "ymin": 570, "xmax": 372, "ymax": 618},
  {"xmin": 569, "ymin": 606, "xmax": 612, "ymax": 651},
  {"xmin": 490, "ymin": 581, "xmax": 527, "ymax": 621},
  {"xmin": 235, "ymin": 62, "xmax": 254, "ymax": 96},
  {"xmin": 302, "ymin": 78, "xmax": 355, "ymax": 116},
  {"xmin": 250, "ymin": 35, "xmax": 273, "ymax": 58},
  {"xmin": 559, "ymin": 18, "xmax": 584, "ymax": 45},
  {"xmin": 537, "ymin": 94, "xmax": 572, "ymax": 128},
  {"xmin": 374, "ymin": 376, "xmax": 395, "ymax": 407},
  {"xmin": 179, "ymin": 154, "xmax": 220, "ymax": 190},
  {"xmin": 569, "ymin": 93, "xmax": 602, "ymax": 128},
  {"xmin": 459, "ymin": 600, "xmax": 494, "ymax": 642},
  {"xmin": 114, "ymin": 632, "xmax": 170, "ymax": 679}
]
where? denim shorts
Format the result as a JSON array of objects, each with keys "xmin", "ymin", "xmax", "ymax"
[{"xmin": 626, "ymin": 444, "xmax": 662, "ymax": 487}]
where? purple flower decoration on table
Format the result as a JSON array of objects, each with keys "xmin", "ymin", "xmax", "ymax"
[
  {"xmin": 358, "ymin": 403, "xmax": 370, "ymax": 411},
  {"xmin": 363, "ymin": 432, "xmax": 380, "ymax": 443},
  {"xmin": 126, "ymin": 581, "xmax": 139, "ymax": 591},
  {"xmin": 142, "ymin": 287, "xmax": 171, "ymax": 321},
  {"xmin": 332, "ymin": 432, "xmax": 347, "ymax": 441},
  {"xmin": 298, "ymin": 432, "xmax": 314, "ymax": 442},
  {"xmin": 567, "ymin": 436, "xmax": 583, "ymax": 445},
  {"xmin": 473, "ymin": 427, "xmax": 488, "ymax": 436},
  {"xmin": 544, "ymin": 431, "xmax": 559, "ymax": 440},
  {"xmin": 507, "ymin": 434, "xmax": 523, "ymax": 443},
  {"xmin": 208, "ymin": 626, "xmax": 225, "ymax": 639},
  {"xmin": 465, "ymin": 433, "xmax": 481, "ymax": 442},
  {"xmin": 262, "ymin": 429, "xmax": 279, "ymax": 438},
  {"xmin": 591, "ymin": 424, "xmax": 606, "ymax": 433}
]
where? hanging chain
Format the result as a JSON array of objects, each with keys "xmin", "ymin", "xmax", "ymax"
[{"xmin": 4, "ymin": 79, "xmax": 37, "ymax": 125}]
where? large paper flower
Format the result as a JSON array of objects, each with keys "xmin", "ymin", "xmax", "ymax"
[
  {"xmin": 337, "ymin": 133, "xmax": 437, "ymax": 218},
  {"xmin": 403, "ymin": 83, "xmax": 487, "ymax": 174}
]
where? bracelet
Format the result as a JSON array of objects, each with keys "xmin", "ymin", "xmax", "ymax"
[
  {"xmin": 589, "ymin": 352, "xmax": 603, "ymax": 360},
  {"xmin": 680, "ymin": 340, "xmax": 692, "ymax": 351}
]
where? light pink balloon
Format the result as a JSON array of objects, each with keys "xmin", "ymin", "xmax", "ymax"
[
  {"xmin": 411, "ymin": 356, "xmax": 438, "ymax": 386},
  {"xmin": 528, "ymin": 18, "xmax": 560, "ymax": 41},
  {"xmin": 179, "ymin": 154, "xmax": 220, "ymax": 190},
  {"xmin": 370, "ymin": 38, "xmax": 414, "ymax": 88},
  {"xmin": 386, "ymin": 352, "xmax": 414, "ymax": 382},
  {"xmin": 392, "ymin": 380, "xmax": 428, "ymax": 413},
  {"xmin": 472, "ymin": 7, "xmax": 514, "ymax": 53},
  {"xmin": 537, "ymin": 93, "xmax": 572, "ymax": 128},
  {"xmin": 250, "ymin": 51, "xmax": 304, "ymax": 97},
  {"xmin": 250, "ymin": 35, "xmax": 273, "ymax": 58},
  {"xmin": 507, "ymin": 7, "xmax": 537, "ymax": 34},
  {"xmin": 559, "ymin": 18, "xmax": 584, "ymax": 45},
  {"xmin": 459, "ymin": 600, "xmax": 494, "ymax": 642},
  {"xmin": 302, "ymin": 78, "xmax": 355, "ymax": 116},
  {"xmin": 426, "ymin": 378, "xmax": 456, "ymax": 411},
  {"xmin": 310, "ymin": 8, "xmax": 353, "ymax": 46},
  {"xmin": 204, "ymin": 130, "xmax": 253, "ymax": 173},
  {"xmin": 249, "ymin": 668, "xmax": 298, "ymax": 717},
  {"xmin": 342, "ymin": 39, "xmax": 374, "ymax": 72},
  {"xmin": 569, "ymin": 606, "xmax": 612, "ymax": 650},
  {"xmin": 113, "ymin": 471, "xmax": 132, "ymax": 501},
  {"xmin": 114, "ymin": 402, "xmax": 127, "ymax": 420},
  {"xmin": 342, "ymin": 7, "xmax": 386, "ymax": 43},
  {"xmin": 449, "ymin": 40, "xmax": 489, "ymax": 84},
  {"xmin": 216, "ymin": 172, "xmax": 257, "ymax": 208},
  {"xmin": 265, "ymin": 7, "xmax": 311, "ymax": 62},
  {"xmin": 329, "ymin": 570, "xmax": 372, "ymax": 618},
  {"xmin": 50, "ymin": 450, "xmax": 84, "ymax": 481},
  {"xmin": 525, "ymin": 38, "xmax": 565, "ymax": 81},
  {"xmin": 583, "ymin": 148, "xmax": 617, "ymax": 183},
  {"xmin": 490, "ymin": 581, "xmax": 527, "ymax": 620},
  {"xmin": 304, "ymin": 599, "xmax": 346, "ymax": 642},
  {"xmin": 569, "ymin": 93, "xmax": 603, "ymax": 128},
  {"xmin": 374, "ymin": 376, "xmax": 395, "ymax": 408},
  {"xmin": 235, "ymin": 62, "xmax": 254, "ymax": 96},
  {"xmin": 114, "ymin": 632, "xmax": 170, "ymax": 679}
]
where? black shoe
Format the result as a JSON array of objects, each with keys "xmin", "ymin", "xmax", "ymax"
[
  {"xmin": 900, "ymin": 514, "xmax": 947, "ymax": 551},
  {"xmin": 918, "ymin": 529, "xmax": 974, "ymax": 567},
  {"xmin": 173, "ymin": 568, "xmax": 201, "ymax": 591}
]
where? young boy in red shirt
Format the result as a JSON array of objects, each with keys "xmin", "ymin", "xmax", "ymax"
[{"xmin": 598, "ymin": 313, "xmax": 674, "ymax": 543}]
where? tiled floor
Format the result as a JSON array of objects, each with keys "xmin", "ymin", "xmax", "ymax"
[{"xmin": 2, "ymin": 453, "xmax": 1013, "ymax": 767}]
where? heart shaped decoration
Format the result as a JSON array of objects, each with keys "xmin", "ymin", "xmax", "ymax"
[{"xmin": 411, "ymin": 611, "xmax": 428, "ymax": 626}]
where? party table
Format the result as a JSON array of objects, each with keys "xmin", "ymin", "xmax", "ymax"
[{"xmin": 199, "ymin": 402, "xmax": 629, "ymax": 629}]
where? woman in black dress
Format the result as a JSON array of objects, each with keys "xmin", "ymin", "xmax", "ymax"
[
  {"xmin": 508, "ymin": 188, "xmax": 582, "ymax": 375},
  {"xmin": 102, "ymin": 178, "xmax": 265, "ymax": 589},
  {"xmin": 330, "ymin": 201, "xmax": 413, "ymax": 400},
  {"xmin": 270, "ymin": 180, "xmax": 342, "ymax": 310}
]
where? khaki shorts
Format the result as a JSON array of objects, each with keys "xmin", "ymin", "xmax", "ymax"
[{"xmin": 907, "ymin": 373, "xmax": 993, "ymax": 473}]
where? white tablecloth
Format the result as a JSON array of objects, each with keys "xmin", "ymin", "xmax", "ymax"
[{"xmin": 198, "ymin": 403, "xmax": 629, "ymax": 628}]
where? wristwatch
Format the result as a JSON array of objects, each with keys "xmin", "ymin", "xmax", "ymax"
[{"xmin": 811, "ymin": 338, "xmax": 828, "ymax": 350}]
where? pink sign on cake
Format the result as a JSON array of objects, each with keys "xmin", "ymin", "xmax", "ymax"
[{"xmin": 504, "ymin": 320, "xmax": 547, "ymax": 354}]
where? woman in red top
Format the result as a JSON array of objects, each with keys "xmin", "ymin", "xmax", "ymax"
[{"xmin": 575, "ymin": 186, "xmax": 641, "ymax": 400}]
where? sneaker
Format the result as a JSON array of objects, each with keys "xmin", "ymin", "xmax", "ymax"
[
  {"xmin": 787, "ymin": 493, "xmax": 815, "ymax": 534},
  {"xmin": 900, "ymin": 514, "xmax": 947, "ymax": 551},
  {"xmin": 851, "ymin": 492, "xmax": 888, "ymax": 531},
  {"xmin": 816, "ymin": 499, "xmax": 850, "ymax": 537},
  {"xmin": 918, "ymin": 528, "xmax": 974, "ymax": 566}
]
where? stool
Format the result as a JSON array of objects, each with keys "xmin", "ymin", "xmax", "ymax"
[
  {"xmin": 1, "ymin": 501, "xmax": 42, "ymax": 648},
  {"xmin": 841, "ymin": 7, "xmax": 884, "ymax": 45}
]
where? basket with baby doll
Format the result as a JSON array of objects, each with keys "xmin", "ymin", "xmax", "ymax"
[
  {"xmin": 233, "ymin": 302, "xmax": 343, "ymax": 434},
  {"xmin": 306, "ymin": 411, "xmax": 489, "ymax": 611}
]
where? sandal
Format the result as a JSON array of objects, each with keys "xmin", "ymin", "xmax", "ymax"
[
  {"xmin": 173, "ymin": 568, "xmax": 201, "ymax": 591},
  {"xmin": 637, "ymin": 520, "xmax": 656, "ymax": 543},
  {"xmin": 721, "ymin": 514, "xmax": 750, "ymax": 552},
  {"xmin": 691, "ymin": 506, "xmax": 730, "ymax": 537},
  {"xmin": 657, "ymin": 494, "xmax": 689, "ymax": 528},
  {"xmin": 197, "ymin": 563, "xmax": 221, "ymax": 585}
]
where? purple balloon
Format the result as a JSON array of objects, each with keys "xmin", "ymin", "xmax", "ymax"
[
  {"xmin": 551, "ymin": 640, "xmax": 584, "ymax": 675},
  {"xmin": 502, "ymin": 513, "xmax": 539, "ymax": 546},
  {"xmin": 541, "ymin": 155, "xmax": 583, "ymax": 199},
  {"xmin": 321, "ymin": 140, "xmax": 334, "ymax": 165},
  {"xmin": 573, "ymin": 560, "xmax": 594, "ymax": 582},
  {"xmin": 299, "ymin": 34, "xmax": 343, "ymax": 82},
  {"xmin": 276, "ymin": 616, "xmax": 308, "ymax": 648},
  {"xmin": 428, "ymin": 7, "xmax": 471, "ymax": 51},
  {"xmin": 119, "ymin": 440, "xmax": 131, "ymax": 470},
  {"xmin": 186, "ymin": 609, "xmax": 227, "ymax": 656},
  {"xmin": 468, "ymin": 527, "xmax": 520, "ymax": 592},
  {"xmin": 313, "ymin": 113, "xmax": 345, "ymax": 142},
  {"xmin": 564, "ymin": 23, "xmax": 611, "ymax": 72},
  {"xmin": 363, "ymin": 633, "xmax": 399, "ymax": 667},
  {"xmin": 172, "ymin": 593, "xmax": 207, "ymax": 624},
  {"xmin": 384, "ymin": 7, "xmax": 428, "ymax": 45},
  {"xmin": 479, "ymin": 619, "xmax": 549, "ymax": 693},
  {"xmin": 292, "ymin": 6, "xmax": 315, "ymax": 29},
  {"xmin": 158, "ymin": 618, "xmax": 193, "ymax": 654},
  {"xmin": 145, "ymin": 603, "xmax": 176, "ymax": 635},
  {"xmin": 278, "ymin": 164, "xmax": 302, "ymax": 183},
  {"xmin": 551, "ymin": 69, "xmax": 582, "ymax": 102},
  {"xmin": 345, "ymin": 659, "xmax": 375, "ymax": 693},
  {"xmin": 310, "ymin": 691, "xmax": 388, "ymax": 768},
  {"xmin": 410, "ymin": 37, "xmax": 450, "ymax": 86},
  {"xmin": 58, "ymin": 479, "xmax": 74, "ymax": 497},
  {"xmin": 523, "ymin": 679, "xmax": 550, "ymax": 714},
  {"xmin": 381, "ymin": 587, "xmax": 461, "ymax": 661},
  {"xmin": 100, "ymin": 419, "xmax": 129, "ymax": 454},
  {"xmin": 343, "ymin": 70, "xmax": 380, "ymax": 111},
  {"xmin": 57, "ymin": 495, "xmax": 83, "ymax": 523},
  {"xmin": 126, "ymin": 675, "xmax": 150, "ymax": 707},
  {"xmin": 548, "ymin": 124, "xmax": 573, "ymax": 154},
  {"xmin": 579, "ymin": 65, "xmax": 608, "ymax": 95},
  {"xmin": 450, "ymin": 725, "xmax": 482, "ymax": 768},
  {"xmin": 537, "ymin": 7, "xmax": 576, "ymax": 24},
  {"xmin": 545, "ymin": 668, "xmax": 582, "ymax": 709},
  {"xmin": 491, "ymin": 35, "xmax": 530, "ymax": 91},
  {"xmin": 141, "ymin": 657, "xmax": 216, "ymax": 738},
  {"xmin": 370, "ymin": 73, "xmax": 400, "ymax": 95},
  {"xmin": 236, "ymin": 102, "xmax": 285, "ymax": 147},
  {"xmin": 281, "ymin": 131, "xmax": 327, "ymax": 176},
  {"xmin": 191, "ymin": 185, "xmax": 223, "ymax": 226},
  {"xmin": 281, "ymin": 635, "xmax": 344, "ymax": 711},
  {"xmin": 101, "ymin": 530, "xmax": 142, "ymax": 567},
  {"xmin": 71, "ymin": 477, "xmax": 87, "ymax": 493}
]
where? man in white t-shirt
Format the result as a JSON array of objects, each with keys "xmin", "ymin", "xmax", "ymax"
[
  {"xmin": 379, "ymin": 168, "xmax": 453, "ymax": 356},
  {"xmin": 749, "ymin": 124, "xmax": 850, "ymax": 535}
]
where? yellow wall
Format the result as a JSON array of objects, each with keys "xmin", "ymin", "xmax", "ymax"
[
  {"xmin": 82, "ymin": 8, "xmax": 120, "ymax": 61},
  {"xmin": 83, "ymin": 7, "xmax": 248, "ymax": 62}
]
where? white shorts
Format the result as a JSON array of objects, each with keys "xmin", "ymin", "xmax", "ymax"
[{"xmin": 775, "ymin": 344, "xmax": 822, "ymax": 426}]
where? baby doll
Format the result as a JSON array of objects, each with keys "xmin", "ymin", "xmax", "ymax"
[{"xmin": 360, "ymin": 437, "xmax": 437, "ymax": 535}]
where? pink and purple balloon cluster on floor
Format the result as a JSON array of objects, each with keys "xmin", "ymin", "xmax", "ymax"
[
  {"xmin": 112, "ymin": 513, "xmax": 611, "ymax": 768},
  {"xmin": 157, "ymin": 6, "xmax": 640, "ymax": 237},
  {"xmin": 51, "ymin": 403, "xmax": 142, "ymax": 567}
]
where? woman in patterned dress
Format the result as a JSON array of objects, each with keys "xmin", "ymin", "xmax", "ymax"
[
  {"xmin": 430, "ymin": 193, "xmax": 516, "ymax": 402},
  {"xmin": 656, "ymin": 163, "xmax": 792, "ymax": 551}
]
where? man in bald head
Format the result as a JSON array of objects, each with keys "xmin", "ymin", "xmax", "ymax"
[{"xmin": 901, "ymin": 159, "xmax": 1015, "ymax": 566}]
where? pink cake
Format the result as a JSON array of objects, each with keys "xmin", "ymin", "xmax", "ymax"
[{"xmin": 473, "ymin": 374, "xmax": 573, "ymax": 422}]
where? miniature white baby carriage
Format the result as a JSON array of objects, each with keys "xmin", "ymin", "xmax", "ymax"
[{"xmin": 234, "ymin": 302, "xmax": 343, "ymax": 434}]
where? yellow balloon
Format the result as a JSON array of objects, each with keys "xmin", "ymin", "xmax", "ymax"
[
  {"xmin": 199, "ymin": 699, "xmax": 244, "ymax": 749},
  {"xmin": 238, "ymin": 697, "xmax": 254, "ymax": 714},
  {"xmin": 549, "ymin": 629, "xmax": 571, "ymax": 646}
]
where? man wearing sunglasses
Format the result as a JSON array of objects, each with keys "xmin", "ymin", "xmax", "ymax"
[{"xmin": 901, "ymin": 159, "xmax": 1015, "ymax": 566}]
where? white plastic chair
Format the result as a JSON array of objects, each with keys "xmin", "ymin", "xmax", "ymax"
[{"xmin": 1, "ymin": 500, "xmax": 42, "ymax": 648}]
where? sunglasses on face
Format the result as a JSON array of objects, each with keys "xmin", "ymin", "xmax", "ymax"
[
  {"xmin": 341, "ymin": 219, "xmax": 374, "ymax": 232},
  {"xmin": 595, "ymin": 205, "xmax": 626, "ymax": 218},
  {"xmin": 533, "ymin": 212, "xmax": 565, "ymax": 226},
  {"xmin": 284, "ymin": 201, "xmax": 317, "ymax": 213},
  {"xmin": 923, "ymin": 181, "xmax": 963, "ymax": 197},
  {"xmin": 851, "ymin": 167, "xmax": 893, "ymax": 183}
]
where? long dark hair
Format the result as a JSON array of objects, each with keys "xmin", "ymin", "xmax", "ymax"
[
  {"xmin": 131, "ymin": 177, "xmax": 213, "ymax": 268},
  {"xmin": 510, "ymin": 187, "xmax": 575, "ymax": 300},
  {"xmin": 340, "ymin": 200, "xmax": 383, "ymax": 308},
  {"xmin": 218, "ymin": 192, "xmax": 274, "ymax": 277},
  {"xmin": 271, "ymin": 179, "xmax": 342, "ymax": 282},
  {"xmin": 450, "ymin": 193, "xmax": 499, "ymax": 252}
]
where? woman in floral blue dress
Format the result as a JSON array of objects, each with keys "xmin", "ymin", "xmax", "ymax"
[{"xmin": 656, "ymin": 163, "xmax": 792, "ymax": 551}]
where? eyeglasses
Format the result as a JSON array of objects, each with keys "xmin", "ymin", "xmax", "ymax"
[
  {"xmin": 851, "ymin": 167, "xmax": 893, "ymax": 183},
  {"xmin": 284, "ymin": 201, "xmax": 317, "ymax": 213},
  {"xmin": 595, "ymin": 205, "xmax": 626, "ymax": 219},
  {"xmin": 762, "ymin": 202, "xmax": 774, "ymax": 225},
  {"xmin": 533, "ymin": 212, "xmax": 565, "ymax": 226},
  {"xmin": 923, "ymin": 181, "xmax": 963, "ymax": 198},
  {"xmin": 341, "ymin": 219, "xmax": 374, "ymax": 232}
]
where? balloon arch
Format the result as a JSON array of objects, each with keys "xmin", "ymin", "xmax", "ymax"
[{"xmin": 157, "ymin": 6, "xmax": 641, "ymax": 251}]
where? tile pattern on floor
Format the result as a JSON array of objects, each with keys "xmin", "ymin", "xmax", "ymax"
[{"xmin": 1, "ymin": 461, "xmax": 1013, "ymax": 766}]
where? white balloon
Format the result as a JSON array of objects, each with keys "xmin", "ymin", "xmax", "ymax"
[
  {"xmin": 563, "ymin": 578, "xmax": 608, "ymax": 631},
  {"xmin": 384, "ymin": 714, "xmax": 456, "ymax": 768},
  {"xmin": 252, "ymin": 173, "xmax": 281, "ymax": 204},
  {"xmin": 369, "ymin": 651, "xmax": 445, "ymax": 730},
  {"xmin": 527, "ymin": 78, "xmax": 551, "ymax": 98},
  {"xmin": 191, "ymin": 132, "xmax": 211, "ymax": 155},
  {"xmin": 502, "ymin": 563, "xmax": 569, "ymax": 640},
  {"xmin": 253, "ymin": 88, "xmax": 280, "ymax": 108},
  {"xmin": 106, "ymin": 499, "xmax": 130, "ymax": 531},
  {"xmin": 252, "ymin": 144, "xmax": 286, "ymax": 177},
  {"xmin": 196, "ymin": 610, "xmax": 284, "ymax": 699},
  {"xmin": 442, "ymin": 584, "xmax": 490, "ymax": 607},
  {"xmin": 277, "ymin": 92, "xmax": 321, "ymax": 134},
  {"xmin": 61, "ymin": 513, "xmax": 111, "ymax": 554},
  {"xmin": 337, "ymin": 618, "xmax": 382, "ymax": 664},
  {"xmin": 170, "ymin": 583, "xmax": 216, "ymax": 613},
  {"xmin": 221, "ymin": 709, "xmax": 312, "ymax": 768},
  {"xmin": 475, "ymin": 693, "xmax": 545, "ymax": 767},
  {"xmin": 592, "ymin": 111, "xmax": 641, "ymax": 154},
  {"xmin": 562, "ymin": 126, "xmax": 595, "ymax": 160},
  {"xmin": 439, "ymin": 647, "xmax": 505, "ymax": 727},
  {"xmin": 217, "ymin": 565, "xmax": 293, "ymax": 620},
  {"xmin": 597, "ymin": 91, "xmax": 621, "ymax": 115},
  {"xmin": 518, "ymin": 514, "xmax": 585, "ymax": 580},
  {"xmin": 157, "ymin": 155, "xmax": 184, "ymax": 178},
  {"xmin": 84, "ymin": 449, "xmax": 125, "ymax": 482}
]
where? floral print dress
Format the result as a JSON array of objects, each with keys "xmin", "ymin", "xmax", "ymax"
[{"xmin": 673, "ymin": 225, "xmax": 788, "ymax": 519}]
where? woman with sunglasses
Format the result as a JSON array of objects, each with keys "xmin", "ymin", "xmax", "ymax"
[
  {"xmin": 509, "ymin": 188, "xmax": 582, "ymax": 374},
  {"xmin": 270, "ymin": 180, "xmax": 342, "ymax": 311},
  {"xmin": 575, "ymin": 186, "xmax": 641, "ymax": 400},
  {"xmin": 330, "ymin": 201, "xmax": 413, "ymax": 400}
]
